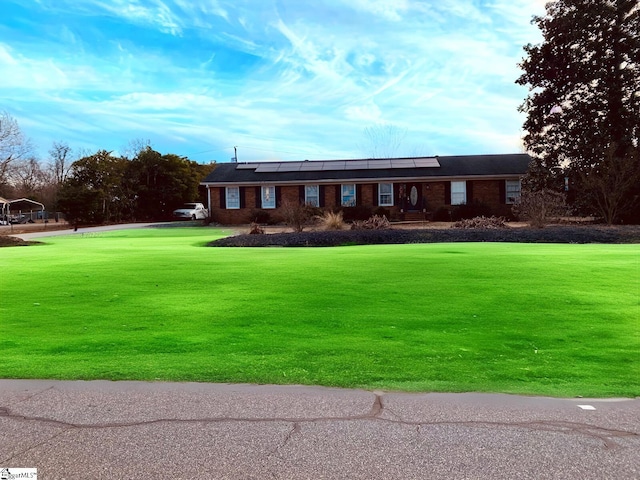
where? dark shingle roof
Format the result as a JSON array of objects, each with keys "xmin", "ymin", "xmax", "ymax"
[{"xmin": 201, "ymin": 154, "xmax": 530, "ymax": 185}]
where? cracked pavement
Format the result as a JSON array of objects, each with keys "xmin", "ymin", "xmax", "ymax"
[{"xmin": 0, "ymin": 380, "xmax": 638, "ymax": 479}]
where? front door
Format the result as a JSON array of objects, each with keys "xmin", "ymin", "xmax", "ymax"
[{"xmin": 406, "ymin": 183, "xmax": 422, "ymax": 211}]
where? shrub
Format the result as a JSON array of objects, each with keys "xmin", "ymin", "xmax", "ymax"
[
  {"xmin": 351, "ymin": 215, "xmax": 391, "ymax": 230},
  {"xmin": 248, "ymin": 222, "xmax": 265, "ymax": 234},
  {"xmin": 249, "ymin": 209, "xmax": 271, "ymax": 224},
  {"xmin": 317, "ymin": 210, "xmax": 346, "ymax": 230},
  {"xmin": 341, "ymin": 205, "xmax": 372, "ymax": 222},
  {"xmin": 280, "ymin": 200, "xmax": 313, "ymax": 232},
  {"xmin": 433, "ymin": 207, "xmax": 452, "ymax": 222},
  {"xmin": 452, "ymin": 216, "xmax": 508, "ymax": 229},
  {"xmin": 373, "ymin": 206, "xmax": 391, "ymax": 218},
  {"xmin": 512, "ymin": 189, "xmax": 568, "ymax": 228},
  {"xmin": 451, "ymin": 201, "xmax": 492, "ymax": 221}
]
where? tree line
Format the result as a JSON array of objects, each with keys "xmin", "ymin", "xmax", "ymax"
[{"xmin": 0, "ymin": 116, "xmax": 214, "ymax": 224}]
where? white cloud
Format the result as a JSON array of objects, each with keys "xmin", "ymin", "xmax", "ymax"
[
  {"xmin": 1, "ymin": 0, "xmax": 547, "ymax": 161},
  {"xmin": 344, "ymin": 0, "xmax": 410, "ymax": 22}
]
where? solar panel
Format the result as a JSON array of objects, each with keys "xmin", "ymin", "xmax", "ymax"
[
  {"xmin": 390, "ymin": 159, "xmax": 416, "ymax": 168},
  {"xmin": 348, "ymin": 160, "xmax": 369, "ymax": 170},
  {"xmin": 299, "ymin": 161, "xmax": 321, "ymax": 170},
  {"xmin": 248, "ymin": 157, "xmax": 440, "ymax": 173},
  {"xmin": 414, "ymin": 157, "xmax": 440, "ymax": 167},
  {"xmin": 322, "ymin": 161, "xmax": 346, "ymax": 171},
  {"xmin": 368, "ymin": 159, "xmax": 392, "ymax": 169},
  {"xmin": 276, "ymin": 162, "xmax": 302, "ymax": 172},
  {"xmin": 255, "ymin": 163, "xmax": 279, "ymax": 172}
]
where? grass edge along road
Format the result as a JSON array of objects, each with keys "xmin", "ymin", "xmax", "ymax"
[{"xmin": 1, "ymin": 227, "xmax": 638, "ymax": 398}]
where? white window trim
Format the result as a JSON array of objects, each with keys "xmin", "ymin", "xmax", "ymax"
[
  {"xmin": 305, "ymin": 185, "xmax": 319, "ymax": 207},
  {"xmin": 262, "ymin": 185, "xmax": 276, "ymax": 209},
  {"xmin": 505, "ymin": 179, "xmax": 521, "ymax": 204},
  {"xmin": 341, "ymin": 184, "xmax": 356, "ymax": 207},
  {"xmin": 226, "ymin": 186, "xmax": 240, "ymax": 209},
  {"xmin": 378, "ymin": 183, "xmax": 394, "ymax": 206},
  {"xmin": 451, "ymin": 181, "xmax": 466, "ymax": 205}
]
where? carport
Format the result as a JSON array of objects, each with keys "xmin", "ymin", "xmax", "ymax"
[
  {"xmin": 0, "ymin": 196, "xmax": 9, "ymax": 225},
  {"xmin": 6, "ymin": 198, "xmax": 46, "ymax": 223}
]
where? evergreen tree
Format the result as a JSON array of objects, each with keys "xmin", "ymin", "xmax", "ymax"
[{"xmin": 517, "ymin": 0, "xmax": 639, "ymax": 223}]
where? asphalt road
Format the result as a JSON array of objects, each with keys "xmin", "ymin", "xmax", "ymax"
[{"xmin": 1, "ymin": 380, "xmax": 638, "ymax": 479}]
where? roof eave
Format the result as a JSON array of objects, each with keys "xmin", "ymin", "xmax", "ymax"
[{"xmin": 201, "ymin": 173, "xmax": 525, "ymax": 187}]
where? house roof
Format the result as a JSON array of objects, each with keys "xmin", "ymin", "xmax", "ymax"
[{"xmin": 201, "ymin": 154, "xmax": 531, "ymax": 185}]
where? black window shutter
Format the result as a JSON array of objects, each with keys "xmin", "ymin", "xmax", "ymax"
[
  {"xmin": 356, "ymin": 184, "xmax": 362, "ymax": 206},
  {"xmin": 276, "ymin": 186, "xmax": 282, "ymax": 207},
  {"xmin": 467, "ymin": 181, "xmax": 473, "ymax": 203},
  {"xmin": 220, "ymin": 188, "xmax": 226, "ymax": 209},
  {"xmin": 445, "ymin": 182, "xmax": 451, "ymax": 205},
  {"xmin": 319, "ymin": 185, "xmax": 325, "ymax": 207},
  {"xmin": 239, "ymin": 187, "xmax": 246, "ymax": 209},
  {"xmin": 255, "ymin": 186, "xmax": 261, "ymax": 208},
  {"xmin": 299, "ymin": 185, "xmax": 305, "ymax": 203},
  {"xmin": 499, "ymin": 180, "xmax": 506, "ymax": 204},
  {"xmin": 335, "ymin": 185, "xmax": 341, "ymax": 205},
  {"xmin": 373, "ymin": 184, "xmax": 379, "ymax": 206}
]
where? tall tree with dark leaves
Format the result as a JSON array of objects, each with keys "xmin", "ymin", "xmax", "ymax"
[{"xmin": 517, "ymin": 0, "xmax": 639, "ymax": 223}]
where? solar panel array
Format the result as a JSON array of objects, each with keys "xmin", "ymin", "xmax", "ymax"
[{"xmin": 235, "ymin": 157, "xmax": 440, "ymax": 173}]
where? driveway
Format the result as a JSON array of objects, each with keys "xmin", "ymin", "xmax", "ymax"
[
  {"xmin": 1, "ymin": 380, "xmax": 638, "ymax": 479},
  {"xmin": 4, "ymin": 222, "xmax": 172, "ymax": 239}
]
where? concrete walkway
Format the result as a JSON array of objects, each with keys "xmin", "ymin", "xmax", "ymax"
[{"xmin": 1, "ymin": 380, "xmax": 638, "ymax": 479}]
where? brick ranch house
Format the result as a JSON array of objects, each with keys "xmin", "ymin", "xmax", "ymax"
[{"xmin": 201, "ymin": 153, "xmax": 531, "ymax": 225}]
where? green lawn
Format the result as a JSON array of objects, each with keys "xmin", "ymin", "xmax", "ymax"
[{"xmin": 1, "ymin": 227, "xmax": 638, "ymax": 397}]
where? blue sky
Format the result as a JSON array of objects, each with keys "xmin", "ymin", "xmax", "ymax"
[{"xmin": 1, "ymin": 0, "xmax": 546, "ymax": 163}]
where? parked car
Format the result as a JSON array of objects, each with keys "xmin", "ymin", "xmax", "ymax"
[{"xmin": 172, "ymin": 202, "xmax": 208, "ymax": 220}]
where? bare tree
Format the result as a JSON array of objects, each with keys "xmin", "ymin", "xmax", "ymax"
[
  {"xmin": 48, "ymin": 141, "xmax": 73, "ymax": 184},
  {"xmin": 360, "ymin": 123, "xmax": 408, "ymax": 159},
  {"xmin": 0, "ymin": 111, "xmax": 33, "ymax": 192},
  {"xmin": 122, "ymin": 138, "xmax": 152, "ymax": 160},
  {"xmin": 10, "ymin": 158, "xmax": 48, "ymax": 199}
]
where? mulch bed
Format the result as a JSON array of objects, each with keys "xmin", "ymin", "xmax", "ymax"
[
  {"xmin": 209, "ymin": 225, "xmax": 640, "ymax": 247},
  {"xmin": 0, "ymin": 236, "xmax": 39, "ymax": 247}
]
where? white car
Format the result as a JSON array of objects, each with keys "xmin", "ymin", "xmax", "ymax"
[{"xmin": 173, "ymin": 202, "xmax": 208, "ymax": 220}]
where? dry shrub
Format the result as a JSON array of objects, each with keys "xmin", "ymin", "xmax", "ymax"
[
  {"xmin": 512, "ymin": 189, "xmax": 568, "ymax": 228},
  {"xmin": 452, "ymin": 216, "xmax": 508, "ymax": 229},
  {"xmin": 280, "ymin": 200, "xmax": 313, "ymax": 232},
  {"xmin": 248, "ymin": 222, "xmax": 265, "ymax": 234},
  {"xmin": 351, "ymin": 215, "xmax": 391, "ymax": 230},
  {"xmin": 317, "ymin": 210, "xmax": 346, "ymax": 230}
]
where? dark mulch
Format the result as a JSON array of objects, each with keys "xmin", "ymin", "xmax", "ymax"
[{"xmin": 208, "ymin": 225, "xmax": 640, "ymax": 247}]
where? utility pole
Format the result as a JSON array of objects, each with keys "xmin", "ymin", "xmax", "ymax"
[{"xmin": 232, "ymin": 146, "xmax": 238, "ymax": 163}]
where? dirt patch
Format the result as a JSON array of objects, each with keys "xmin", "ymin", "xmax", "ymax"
[
  {"xmin": 0, "ymin": 236, "xmax": 41, "ymax": 247},
  {"xmin": 209, "ymin": 225, "xmax": 640, "ymax": 247}
]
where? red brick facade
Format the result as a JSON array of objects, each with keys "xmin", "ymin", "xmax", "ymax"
[{"xmin": 207, "ymin": 179, "xmax": 517, "ymax": 224}]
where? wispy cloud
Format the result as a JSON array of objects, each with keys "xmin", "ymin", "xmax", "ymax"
[{"xmin": 0, "ymin": 0, "xmax": 546, "ymax": 161}]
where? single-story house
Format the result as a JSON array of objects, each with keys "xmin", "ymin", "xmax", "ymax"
[{"xmin": 201, "ymin": 153, "xmax": 531, "ymax": 224}]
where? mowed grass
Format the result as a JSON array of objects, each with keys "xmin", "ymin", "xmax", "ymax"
[{"xmin": 1, "ymin": 227, "xmax": 638, "ymax": 397}]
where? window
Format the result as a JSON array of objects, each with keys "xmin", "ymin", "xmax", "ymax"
[
  {"xmin": 378, "ymin": 183, "xmax": 393, "ymax": 206},
  {"xmin": 341, "ymin": 184, "xmax": 356, "ymax": 206},
  {"xmin": 451, "ymin": 181, "xmax": 466, "ymax": 205},
  {"xmin": 262, "ymin": 185, "xmax": 276, "ymax": 209},
  {"xmin": 226, "ymin": 187, "xmax": 240, "ymax": 209},
  {"xmin": 505, "ymin": 180, "xmax": 521, "ymax": 204},
  {"xmin": 305, "ymin": 185, "xmax": 319, "ymax": 207}
]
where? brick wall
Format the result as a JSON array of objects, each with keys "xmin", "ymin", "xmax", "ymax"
[{"xmin": 208, "ymin": 180, "xmax": 512, "ymax": 224}]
